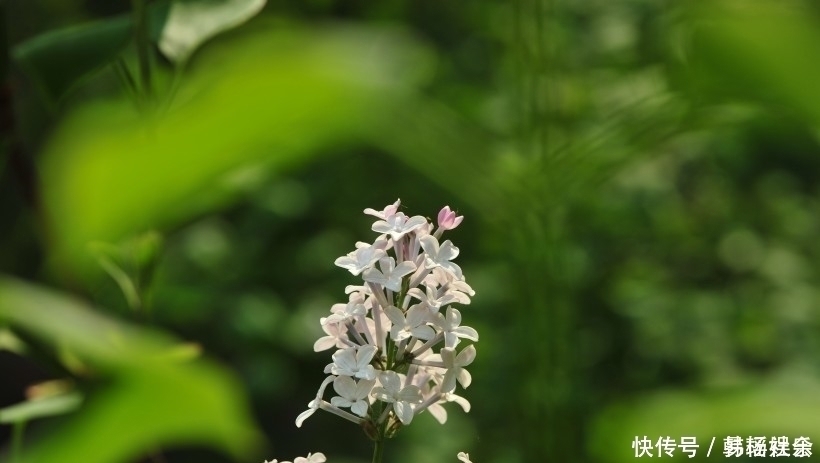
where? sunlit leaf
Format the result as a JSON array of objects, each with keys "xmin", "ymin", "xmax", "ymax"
[
  {"xmin": 159, "ymin": 0, "xmax": 267, "ymax": 64},
  {"xmin": 685, "ymin": 2, "xmax": 820, "ymax": 122},
  {"xmin": 40, "ymin": 23, "xmax": 431, "ymax": 276},
  {"xmin": 0, "ymin": 327, "xmax": 26, "ymax": 353},
  {"xmin": 0, "ymin": 393, "xmax": 83, "ymax": 424},
  {"xmin": 0, "ymin": 277, "xmax": 262, "ymax": 462}
]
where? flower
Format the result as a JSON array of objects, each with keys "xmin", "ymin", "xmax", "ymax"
[
  {"xmin": 371, "ymin": 371, "xmax": 423, "ymax": 425},
  {"xmin": 419, "ymin": 236, "xmax": 462, "ymax": 279},
  {"xmin": 432, "ymin": 307, "xmax": 479, "ymax": 349},
  {"xmin": 427, "ymin": 390, "xmax": 472, "ymax": 424},
  {"xmin": 384, "ymin": 304, "xmax": 435, "ymax": 342},
  {"xmin": 437, "ymin": 206, "xmax": 464, "ymax": 231},
  {"xmin": 297, "ymin": 201, "xmax": 479, "ymax": 443},
  {"xmin": 295, "ymin": 452, "xmax": 327, "ymax": 463},
  {"xmin": 372, "ymin": 212, "xmax": 428, "ymax": 241},
  {"xmin": 325, "ymin": 298, "xmax": 367, "ymax": 325},
  {"xmin": 330, "ymin": 376, "xmax": 375, "ymax": 417},
  {"xmin": 325, "ymin": 345, "xmax": 377, "ymax": 380},
  {"xmin": 313, "ymin": 319, "xmax": 350, "ymax": 351},
  {"xmin": 364, "ymin": 199, "xmax": 401, "ymax": 220},
  {"xmin": 295, "ymin": 376, "xmax": 334, "ymax": 427},
  {"xmin": 362, "ymin": 257, "xmax": 416, "ymax": 292},
  {"xmin": 457, "ymin": 452, "xmax": 473, "ymax": 463},
  {"xmin": 334, "ymin": 244, "xmax": 386, "ymax": 276},
  {"xmin": 441, "ymin": 345, "xmax": 476, "ymax": 392},
  {"xmin": 407, "ymin": 284, "xmax": 459, "ymax": 313}
]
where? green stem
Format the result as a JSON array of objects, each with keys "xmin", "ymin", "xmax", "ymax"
[
  {"xmin": 131, "ymin": 0, "xmax": 152, "ymax": 103},
  {"xmin": 113, "ymin": 58, "xmax": 139, "ymax": 103},
  {"xmin": 371, "ymin": 436, "xmax": 385, "ymax": 463},
  {"xmin": 11, "ymin": 420, "xmax": 26, "ymax": 463}
]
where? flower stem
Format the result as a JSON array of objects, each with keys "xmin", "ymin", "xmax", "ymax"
[
  {"xmin": 11, "ymin": 420, "xmax": 26, "ymax": 463},
  {"xmin": 131, "ymin": 0, "xmax": 152, "ymax": 104},
  {"xmin": 371, "ymin": 436, "xmax": 385, "ymax": 463}
]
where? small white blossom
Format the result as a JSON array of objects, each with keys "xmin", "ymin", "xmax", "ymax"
[
  {"xmin": 314, "ymin": 319, "xmax": 351, "ymax": 352},
  {"xmin": 364, "ymin": 199, "xmax": 401, "ymax": 220},
  {"xmin": 334, "ymin": 245, "xmax": 386, "ymax": 276},
  {"xmin": 384, "ymin": 304, "xmax": 435, "ymax": 342},
  {"xmin": 457, "ymin": 452, "xmax": 473, "ymax": 463},
  {"xmin": 295, "ymin": 453, "xmax": 327, "ymax": 463},
  {"xmin": 419, "ymin": 236, "xmax": 462, "ymax": 279},
  {"xmin": 424, "ymin": 267, "xmax": 475, "ymax": 300},
  {"xmin": 372, "ymin": 371, "xmax": 423, "ymax": 425},
  {"xmin": 325, "ymin": 299, "xmax": 367, "ymax": 325},
  {"xmin": 433, "ymin": 307, "xmax": 479, "ymax": 349},
  {"xmin": 407, "ymin": 284, "xmax": 459, "ymax": 312},
  {"xmin": 441, "ymin": 345, "xmax": 476, "ymax": 392},
  {"xmin": 362, "ymin": 257, "xmax": 416, "ymax": 292},
  {"xmin": 325, "ymin": 346, "xmax": 377, "ymax": 380},
  {"xmin": 330, "ymin": 376, "xmax": 375, "ymax": 417},
  {"xmin": 295, "ymin": 376, "xmax": 335, "ymax": 427},
  {"xmin": 372, "ymin": 212, "xmax": 428, "ymax": 241}
]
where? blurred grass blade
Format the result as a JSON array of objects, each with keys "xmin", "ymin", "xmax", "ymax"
[
  {"xmin": 159, "ymin": 0, "xmax": 267, "ymax": 64},
  {"xmin": 12, "ymin": 1, "xmax": 170, "ymax": 103},
  {"xmin": 0, "ymin": 393, "xmax": 83, "ymax": 424},
  {"xmin": 0, "ymin": 277, "xmax": 261, "ymax": 462},
  {"xmin": 41, "ymin": 24, "xmax": 431, "ymax": 276}
]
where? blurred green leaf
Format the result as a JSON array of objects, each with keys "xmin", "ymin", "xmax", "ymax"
[
  {"xmin": 589, "ymin": 375, "xmax": 820, "ymax": 462},
  {"xmin": 0, "ymin": 393, "xmax": 83, "ymax": 424},
  {"xmin": 41, "ymin": 23, "xmax": 431, "ymax": 276},
  {"xmin": 12, "ymin": 1, "xmax": 171, "ymax": 103},
  {"xmin": 686, "ymin": 2, "xmax": 820, "ymax": 121},
  {"xmin": 159, "ymin": 0, "xmax": 267, "ymax": 64},
  {"xmin": 0, "ymin": 277, "xmax": 262, "ymax": 462}
]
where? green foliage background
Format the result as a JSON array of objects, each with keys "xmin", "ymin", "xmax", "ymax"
[{"xmin": 2, "ymin": 0, "xmax": 820, "ymax": 462}]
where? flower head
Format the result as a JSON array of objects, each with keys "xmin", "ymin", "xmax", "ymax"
[{"xmin": 297, "ymin": 201, "xmax": 479, "ymax": 440}]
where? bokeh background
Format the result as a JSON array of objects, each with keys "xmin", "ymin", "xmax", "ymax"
[{"xmin": 2, "ymin": 0, "xmax": 820, "ymax": 462}]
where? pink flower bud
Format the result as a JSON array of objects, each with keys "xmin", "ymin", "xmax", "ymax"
[{"xmin": 437, "ymin": 206, "xmax": 464, "ymax": 231}]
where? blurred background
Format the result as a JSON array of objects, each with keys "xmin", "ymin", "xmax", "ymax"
[{"xmin": 2, "ymin": 0, "xmax": 820, "ymax": 462}]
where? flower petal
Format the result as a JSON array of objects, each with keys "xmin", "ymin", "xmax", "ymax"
[{"xmin": 394, "ymin": 401, "xmax": 414, "ymax": 424}]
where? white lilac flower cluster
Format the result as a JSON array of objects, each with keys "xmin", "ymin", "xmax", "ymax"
[{"xmin": 295, "ymin": 199, "xmax": 478, "ymax": 438}]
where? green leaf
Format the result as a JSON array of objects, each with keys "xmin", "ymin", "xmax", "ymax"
[
  {"xmin": 12, "ymin": 1, "xmax": 171, "ymax": 103},
  {"xmin": 0, "ymin": 277, "xmax": 262, "ymax": 462},
  {"xmin": 159, "ymin": 0, "xmax": 267, "ymax": 64},
  {"xmin": 0, "ymin": 393, "xmax": 83, "ymax": 424},
  {"xmin": 589, "ymin": 374, "xmax": 820, "ymax": 463},
  {"xmin": 684, "ymin": 1, "xmax": 820, "ymax": 122},
  {"xmin": 40, "ymin": 23, "xmax": 431, "ymax": 276}
]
